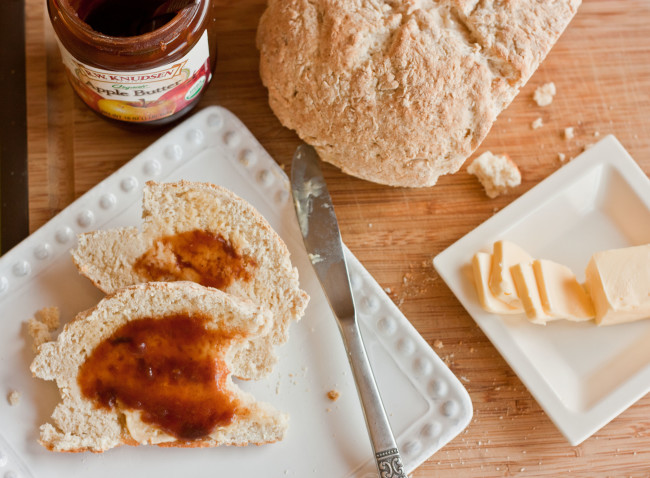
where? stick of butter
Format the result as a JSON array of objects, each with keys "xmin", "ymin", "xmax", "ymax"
[
  {"xmin": 472, "ymin": 252, "xmax": 523, "ymax": 314},
  {"xmin": 489, "ymin": 240, "xmax": 534, "ymax": 307},
  {"xmin": 510, "ymin": 262, "xmax": 554, "ymax": 325},
  {"xmin": 585, "ymin": 244, "xmax": 650, "ymax": 326},
  {"xmin": 533, "ymin": 259, "xmax": 595, "ymax": 321}
]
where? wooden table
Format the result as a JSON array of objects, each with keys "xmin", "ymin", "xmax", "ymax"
[{"xmin": 24, "ymin": 0, "xmax": 650, "ymax": 476}]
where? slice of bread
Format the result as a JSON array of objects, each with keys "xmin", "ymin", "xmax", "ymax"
[
  {"xmin": 30, "ymin": 281, "xmax": 288, "ymax": 453},
  {"xmin": 71, "ymin": 181, "xmax": 309, "ymax": 380}
]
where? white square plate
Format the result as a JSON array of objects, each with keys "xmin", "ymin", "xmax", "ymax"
[
  {"xmin": 0, "ymin": 107, "xmax": 471, "ymax": 478},
  {"xmin": 433, "ymin": 135, "xmax": 650, "ymax": 445}
]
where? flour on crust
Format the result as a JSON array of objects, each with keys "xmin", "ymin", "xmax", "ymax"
[{"xmin": 257, "ymin": 0, "xmax": 581, "ymax": 187}]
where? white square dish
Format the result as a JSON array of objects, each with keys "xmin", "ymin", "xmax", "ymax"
[
  {"xmin": 433, "ymin": 135, "xmax": 650, "ymax": 446},
  {"xmin": 0, "ymin": 107, "xmax": 471, "ymax": 478}
]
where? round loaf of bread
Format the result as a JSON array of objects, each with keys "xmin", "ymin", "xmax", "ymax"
[
  {"xmin": 30, "ymin": 282, "xmax": 288, "ymax": 453},
  {"xmin": 257, "ymin": 0, "xmax": 580, "ymax": 187}
]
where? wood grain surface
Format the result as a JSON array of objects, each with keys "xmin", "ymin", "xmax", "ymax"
[{"xmin": 24, "ymin": 0, "xmax": 650, "ymax": 476}]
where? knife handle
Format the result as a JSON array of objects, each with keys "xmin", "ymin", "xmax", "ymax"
[{"xmin": 339, "ymin": 319, "xmax": 407, "ymax": 478}]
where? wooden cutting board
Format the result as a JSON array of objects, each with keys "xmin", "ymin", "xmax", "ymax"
[{"xmin": 24, "ymin": 0, "xmax": 650, "ymax": 476}]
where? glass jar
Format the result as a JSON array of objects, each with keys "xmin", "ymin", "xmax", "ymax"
[{"xmin": 47, "ymin": 0, "xmax": 218, "ymax": 126}]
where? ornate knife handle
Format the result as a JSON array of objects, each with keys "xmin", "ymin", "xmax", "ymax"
[
  {"xmin": 339, "ymin": 320, "xmax": 408, "ymax": 478},
  {"xmin": 376, "ymin": 448, "xmax": 407, "ymax": 478}
]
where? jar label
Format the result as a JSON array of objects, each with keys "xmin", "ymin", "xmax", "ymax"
[{"xmin": 57, "ymin": 31, "xmax": 211, "ymax": 123}]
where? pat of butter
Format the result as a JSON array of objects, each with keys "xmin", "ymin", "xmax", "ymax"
[
  {"xmin": 124, "ymin": 410, "xmax": 175, "ymax": 445},
  {"xmin": 472, "ymin": 252, "xmax": 522, "ymax": 314},
  {"xmin": 533, "ymin": 259, "xmax": 595, "ymax": 321},
  {"xmin": 585, "ymin": 244, "xmax": 650, "ymax": 325},
  {"xmin": 489, "ymin": 240, "xmax": 534, "ymax": 307},
  {"xmin": 510, "ymin": 262, "xmax": 553, "ymax": 324}
]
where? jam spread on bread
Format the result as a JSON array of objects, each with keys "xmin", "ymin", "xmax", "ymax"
[
  {"xmin": 133, "ymin": 229, "xmax": 257, "ymax": 289},
  {"xmin": 78, "ymin": 314, "xmax": 239, "ymax": 440}
]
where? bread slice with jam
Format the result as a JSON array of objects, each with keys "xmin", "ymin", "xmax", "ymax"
[
  {"xmin": 30, "ymin": 281, "xmax": 288, "ymax": 453},
  {"xmin": 71, "ymin": 180, "xmax": 309, "ymax": 380}
]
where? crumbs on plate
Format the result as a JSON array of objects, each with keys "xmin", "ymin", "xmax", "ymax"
[
  {"xmin": 26, "ymin": 306, "xmax": 60, "ymax": 352},
  {"xmin": 327, "ymin": 390, "xmax": 340, "ymax": 402},
  {"xmin": 7, "ymin": 390, "xmax": 20, "ymax": 406}
]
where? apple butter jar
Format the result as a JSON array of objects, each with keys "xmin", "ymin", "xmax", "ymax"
[{"xmin": 47, "ymin": 0, "xmax": 218, "ymax": 125}]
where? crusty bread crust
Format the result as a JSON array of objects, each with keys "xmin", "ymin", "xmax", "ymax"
[
  {"xmin": 257, "ymin": 0, "xmax": 581, "ymax": 187},
  {"xmin": 31, "ymin": 282, "xmax": 289, "ymax": 453},
  {"xmin": 71, "ymin": 181, "xmax": 309, "ymax": 380}
]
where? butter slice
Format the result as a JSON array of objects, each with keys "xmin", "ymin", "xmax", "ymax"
[
  {"xmin": 533, "ymin": 259, "xmax": 595, "ymax": 321},
  {"xmin": 124, "ymin": 410, "xmax": 175, "ymax": 445},
  {"xmin": 510, "ymin": 262, "xmax": 553, "ymax": 325},
  {"xmin": 472, "ymin": 252, "xmax": 522, "ymax": 314},
  {"xmin": 585, "ymin": 244, "xmax": 650, "ymax": 326},
  {"xmin": 489, "ymin": 240, "xmax": 534, "ymax": 307}
]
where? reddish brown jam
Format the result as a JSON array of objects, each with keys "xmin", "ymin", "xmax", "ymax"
[
  {"xmin": 82, "ymin": 0, "xmax": 183, "ymax": 37},
  {"xmin": 77, "ymin": 314, "xmax": 238, "ymax": 440},
  {"xmin": 133, "ymin": 230, "xmax": 257, "ymax": 290}
]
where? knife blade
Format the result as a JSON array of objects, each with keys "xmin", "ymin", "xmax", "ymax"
[{"xmin": 291, "ymin": 144, "xmax": 407, "ymax": 478}]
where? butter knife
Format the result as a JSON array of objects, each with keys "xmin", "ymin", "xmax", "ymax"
[{"xmin": 291, "ymin": 144, "xmax": 407, "ymax": 478}]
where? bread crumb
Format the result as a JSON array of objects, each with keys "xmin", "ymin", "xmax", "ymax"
[
  {"xmin": 7, "ymin": 390, "xmax": 20, "ymax": 406},
  {"xmin": 327, "ymin": 390, "xmax": 340, "ymax": 401},
  {"xmin": 557, "ymin": 153, "xmax": 566, "ymax": 162},
  {"xmin": 433, "ymin": 339, "xmax": 444, "ymax": 349},
  {"xmin": 35, "ymin": 306, "xmax": 60, "ymax": 330},
  {"xmin": 308, "ymin": 253, "xmax": 324, "ymax": 264},
  {"xmin": 27, "ymin": 319, "xmax": 52, "ymax": 352},
  {"xmin": 531, "ymin": 117, "xmax": 543, "ymax": 129},
  {"xmin": 467, "ymin": 151, "xmax": 521, "ymax": 199},
  {"xmin": 26, "ymin": 306, "xmax": 60, "ymax": 352},
  {"xmin": 564, "ymin": 127, "xmax": 575, "ymax": 140},
  {"xmin": 533, "ymin": 82, "xmax": 556, "ymax": 106},
  {"xmin": 583, "ymin": 143, "xmax": 594, "ymax": 152},
  {"xmin": 594, "ymin": 131, "xmax": 600, "ymax": 137}
]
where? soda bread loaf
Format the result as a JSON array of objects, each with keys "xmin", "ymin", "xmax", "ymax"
[
  {"xmin": 30, "ymin": 282, "xmax": 288, "ymax": 453},
  {"xmin": 71, "ymin": 181, "xmax": 309, "ymax": 380},
  {"xmin": 257, "ymin": 0, "xmax": 581, "ymax": 187}
]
